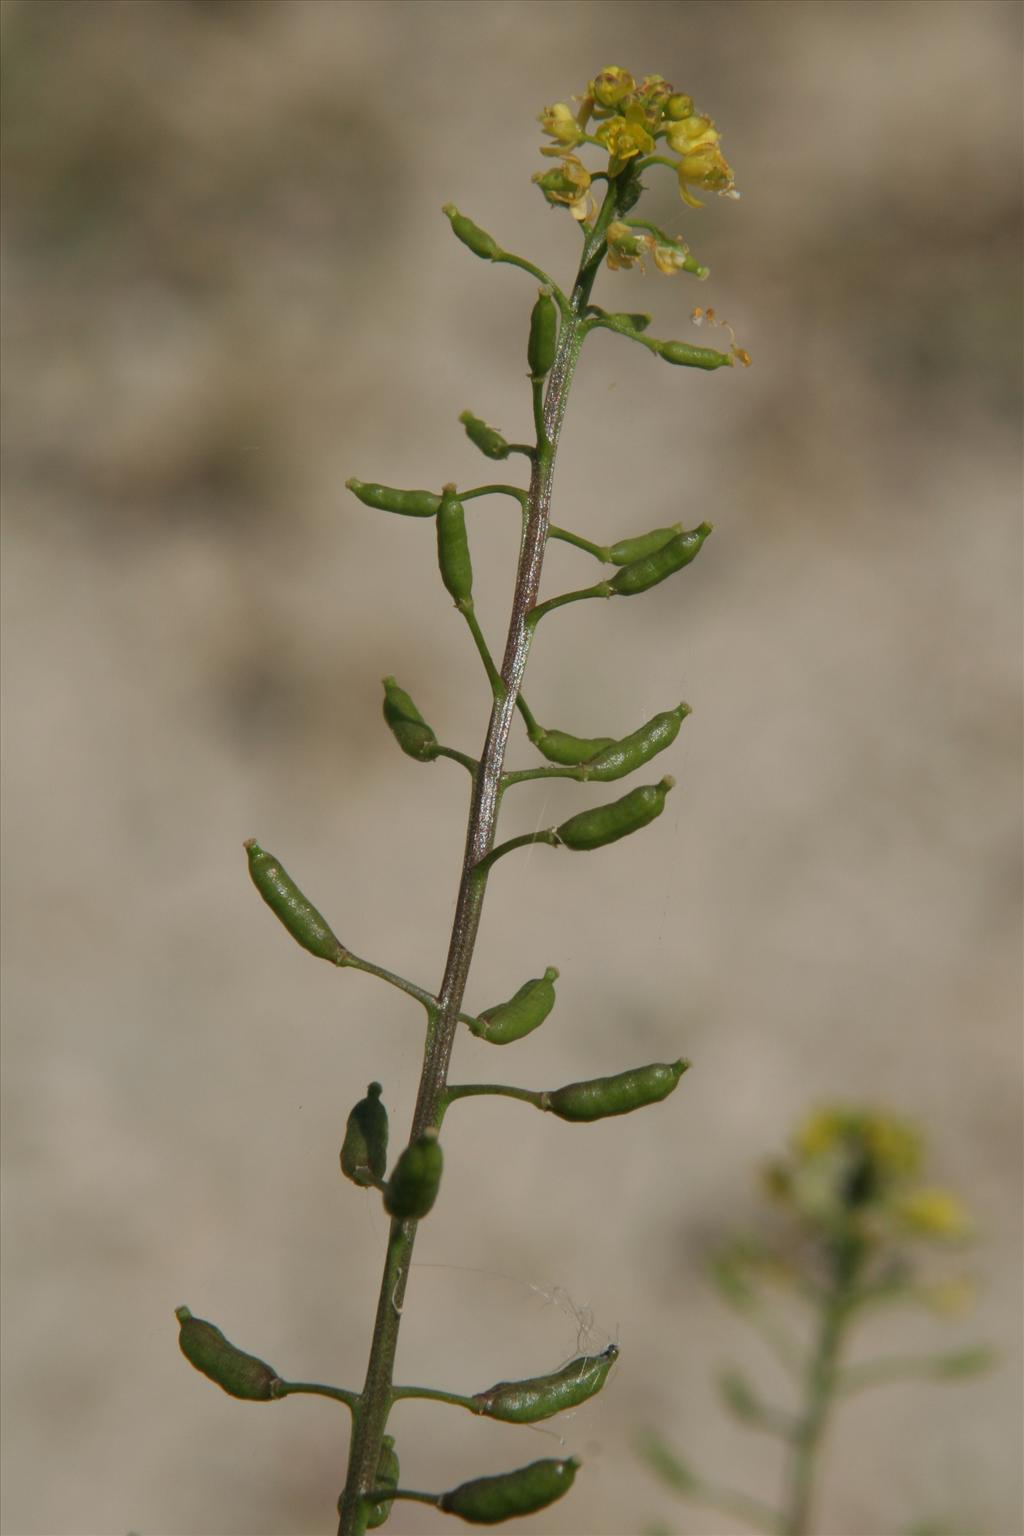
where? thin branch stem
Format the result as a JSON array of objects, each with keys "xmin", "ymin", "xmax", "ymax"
[
  {"xmin": 336, "ymin": 174, "xmax": 629, "ymax": 1536},
  {"xmin": 494, "ymin": 251, "xmax": 569, "ymax": 312},
  {"xmin": 341, "ymin": 953, "xmax": 439, "ymax": 1016},
  {"xmin": 460, "ymin": 483, "xmax": 528, "ymax": 505},
  {"xmin": 391, "ymin": 1383, "xmax": 480, "ymax": 1413},
  {"xmin": 548, "ymin": 524, "xmax": 610, "ymax": 560},
  {"xmin": 527, "ymin": 579, "xmax": 613, "ymax": 630},
  {"xmin": 457, "ymin": 599, "xmax": 504, "ymax": 698},
  {"xmin": 444, "ymin": 1081, "xmax": 546, "ymax": 1111},
  {"xmin": 433, "ymin": 744, "xmax": 478, "ymax": 776},
  {"xmin": 274, "ymin": 1380, "xmax": 358, "ymax": 1412},
  {"xmin": 473, "ymin": 828, "xmax": 559, "ymax": 876}
]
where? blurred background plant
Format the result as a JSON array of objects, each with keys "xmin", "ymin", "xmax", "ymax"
[{"xmin": 641, "ymin": 1106, "xmax": 995, "ymax": 1536}]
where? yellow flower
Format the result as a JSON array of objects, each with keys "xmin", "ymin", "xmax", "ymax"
[
  {"xmin": 666, "ymin": 113, "xmax": 720, "ymax": 153},
  {"xmin": 538, "ymin": 102, "xmax": 583, "ymax": 148},
  {"xmin": 590, "ymin": 66, "xmax": 635, "ymax": 110},
  {"xmin": 896, "ymin": 1188, "xmax": 971, "ymax": 1240},
  {"xmin": 596, "ymin": 111, "xmax": 655, "ymax": 169}
]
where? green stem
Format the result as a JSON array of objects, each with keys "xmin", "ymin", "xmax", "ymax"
[
  {"xmin": 341, "ymin": 953, "xmax": 439, "ymax": 1016},
  {"xmin": 549, "ymin": 524, "xmax": 610, "ymax": 559},
  {"xmin": 473, "ymin": 829, "xmax": 559, "ymax": 876},
  {"xmin": 433, "ymin": 743, "xmax": 478, "ymax": 776},
  {"xmin": 274, "ymin": 1380, "xmax": 358, "ymax": 1412},
  {"xmin": 494, "ymin": 252, "xmax": 569, "ymax": 312},
  {"xmin": 527, "ymin": 579, "xmax": 613, "ymax": 630},
  {"xmin": 457, "ymin": 598, "xmax": 505, "ymax": 698},
  {"xmin": 780, "ymin": 1236, "xmax": 862, "ymax": 1536},
  {"xmin": 391, "ymin": 1383, "xmax": 480, "ymax": 1413},
  {"xmin": 460, "ymin": 483, "xmax": 528, "ymax": 505},
  {"xmin": 336, "ymin": 174, "xmax": 630, "ymax": 1536},
  {"xmin": 444, "ymin": 1081, "xmax": 546, "ymax": 1111}
]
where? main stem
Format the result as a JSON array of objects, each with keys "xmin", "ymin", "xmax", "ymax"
[
  {"xmin": 336, "ymin": 183, "xmax": 625, "ymax": 1536},
  {"xmin": 781, "ymin": 1236, "xmax": 861, "ymax": 1536}
]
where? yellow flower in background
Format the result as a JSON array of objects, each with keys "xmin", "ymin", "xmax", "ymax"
[
  {"xmin": 897, "ymin": 1187, "xmax": 971, "ymax": 1240},
  {"xmin": 795, "ymin": 1107, "xmax": 922, "ymax": 1180},
  {"xmin": 589, "ymin": 65, "xmax": 635, "ymax": 110}
]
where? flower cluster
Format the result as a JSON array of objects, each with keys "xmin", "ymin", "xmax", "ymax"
[
  {"xmin": 764, "ymin": 1106, "xmax": 971, "ymax": 1242},
  {"xmin": 534, "ymin": 65, "xmax": 736, "ymax": 225}
]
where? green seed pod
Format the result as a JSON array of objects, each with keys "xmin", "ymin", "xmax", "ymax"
[
  {"xmin": 437, "ymin": 484, "xmax": 473, "ymax": 603},
  {"xmin": 530, "ymin": 725, "xmax": 616, "ymax": 766},
  {"xmin": 609, "ymin": 524, "xmax": 712, "ymax": 596},
  {"xmin": 175, "ymin": 1306, "xmax": 280, "ymax": 1401},
  {"xmin": 382, "ymin": 676, "xmax": 439, "ymax": 762},
  {"xmin": 459, "ymin": 410, "xmax": 510, "ymax": 461},
  {"xmin": 606, "ymin": 524, "xmax": 682, "ymax": 565},
  {"xmin": 657, "ymin": 338, "xmax": 733, "ymax": 370},
  {"xmin": 346, "ymin": 478, "xmax": 441, "ymax": 518},
  {"xmin": 472, "ymin": 1345, "xmax": 618, "ymax": 1423},
  {"xmin": 384, "ymin": 1130, "xmax": 443, "ymax": 1220},
  {"xmin": 244, "ymin": 840, "xmax": 346, "ymax": 963},
  {"xmin": 542, "ymin": 1059, "xmax": 689, "ymax": 1122},
  {"xmin": 555, "ymin": 777, "xmax": 674, "ymax": 852},
  {"xmin": 443, "ymin": 204, "xmax": 501, "ymax": 261},
  {"xmin": 527, "ymin": 290, "xmax": 558, "ymax": 379},
  {"xmin": 365, "ymin": 1435, "xmax": 399, "ymax": 1529},
  {"xmin": 469, "ymin": 967, "xmax": 559, "ymax": 1046},
  {"xmin": 583, "ymin": 706, "xmax": 690, "ymax": 783},
  {"xmin": 438, "ymin": 1456, "xmax": 579, "ymax": 1525},
  {"xmin": 340, "ymin": 1082, "xmax": 389, "ymax": 1189}
]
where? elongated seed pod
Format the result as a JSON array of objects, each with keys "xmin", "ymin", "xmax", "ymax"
[
  {"xmin": 340, "ymin": 1082, "xmax": 389, "ymax": 1189},
  {"xmin": 346, "ymin": 478, "xmax": 440, "ymax": 518},
  {"xmin": 365, "ymin": 1435, "xmax": 399, "ymax": 1529},
  {"xmin": 438, "ymin": 1457, "xmax": 579, "ymax": 1524},
  {"xmin": 657, "ymin": 338, "xmax": 733, "ymax": 370},
  {"xmin": 472, "ymin": 1345, "xmax": 618, "ymax": 1423},
  {"xmin": 527, "ymin": 290, "xmax": 558, "ymax": 379},
  {"xmin": 175, "ymin": 1307, "xmax": 280, "ymax": 1400},
  {"xmin": 437, "ymin": 485, "xmax": 473, "ymax": 603},
  {"xmin": 530, "ymin": 725, "xmax": 616, "ymax": 766},
  {"xmin": 244, "ymin": 840, "xmax": 346, "ymax": 963},
  {"xmin": 583, "ymin": 706, "xmax": 690, "ymax": 782},
  {"xmin": 382, "ymin": 676, "xmax": 438, "ymax": 761},
  {"xmin": 555, "ymin": 777, "xmax": 674, "ymax": 852},
  {"xmin": 443, "ymin": 204, "xmax": 501, "ymax": 261},
  {"xmin": 542, "ymin": 1059, "xmax": 690, "ymax": 1122},
  {"xmin": 459, "ymin": 410, "xmax": 510, "ymax": 461},
  {"xmin": 609, "ymin": 524, "xmax": 712, "ymax": 596},
  {"xmin": 606, "ymin": 524, "xmax": 682, "ymax": 565},
  {"xmin": 469, "ymin": 967, "xmax": 559, "ymax": 1045},
  {"xmin": 384, "ymin": 1130, "xmax": 443, "ymax": 1219}
]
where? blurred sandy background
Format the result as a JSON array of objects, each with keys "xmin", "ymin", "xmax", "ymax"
[{"xmin": 1, "ymin": 2, "xmax": 1021, "ymax": 1534}]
